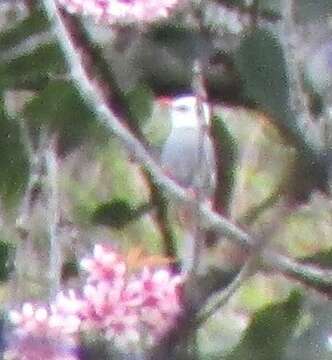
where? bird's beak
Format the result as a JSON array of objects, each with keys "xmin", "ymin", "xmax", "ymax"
[{"xmin": 157, "ymin": 96, "xmax": 172, "ymax": 107}]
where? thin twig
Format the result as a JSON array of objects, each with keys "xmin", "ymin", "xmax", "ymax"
[
  {"xmin": 147, "ymin": 243, "xmax": 332, "ymax": 359},
  {"xmin": 197, "ymin": 243, "xmax": 332, "ymax": 326},
  {"xmin": 41, "ymin": 0, "xmax": 255, "ymax": 251},
  {"xmin": 188, "ymin": 60, "xmax": 209, "ymax": 275},
  {"xmin": 0, "ymin": 31, "xmax": 53, "ymax": 63},
  {"xmin": 265, "ymin": 251, "xmax": 332, "ymax": 290},
  {"xmin": 196, "ymin": 256, "xmax": 256, "ymax": 325},
  {"xmin": 239, "ymin": 189, "xmax": 282, "ymax": 226},
  {"xmin": 197, "ymin": 205, "xmax": 292, "ymax": 325},
  {"xmin": 45, "ymin": 134, "xmax": 62, "ymax": 297},
  {"xmin": 13, "ymin": 126, "xmax": 47, "ymax": 303}
]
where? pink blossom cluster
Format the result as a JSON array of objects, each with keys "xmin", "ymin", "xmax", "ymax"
[
  {"xmin": 5, "ymin": 244, "xmax": 184, "ymax": 359},
  {"xmin": 57, "ymin": 0, "xmax": 182, "ymax": 24},
  {"xmin": 5, "ymin": 303, "xmax": 79, "ymax": 359}
]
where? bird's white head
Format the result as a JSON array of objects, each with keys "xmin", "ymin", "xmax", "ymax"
[
  {"xmin": 169, "ymin": 95, "xmax": 210, "ymax": 129},
  {"xmin": 171, "ymin": 95, "xmax": 210, "ymax": 128}
]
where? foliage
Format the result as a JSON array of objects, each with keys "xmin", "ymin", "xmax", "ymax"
[{"xmin": 225, "ymin": 291, "xmax": 302, "ymax": 360}]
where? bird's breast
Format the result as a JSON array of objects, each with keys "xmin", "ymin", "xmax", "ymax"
[{"xmin": 161, "ymin": 127, "xmax": 215, "ymax": 193}]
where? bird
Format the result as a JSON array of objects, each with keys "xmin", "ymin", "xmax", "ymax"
[
  {"xmin": 159, "ymin": 95, "xmax": 217, "ymax": 270},
  {"xmin": 160, "ymin": 94, "xmax": 216, "ymax": 196}
]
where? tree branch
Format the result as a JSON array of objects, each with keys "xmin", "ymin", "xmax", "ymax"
[
  {"xmin": 196, "ymin": 255, "xmax": 256, "ymax": 325},
  {"xmin": 0, "ymin": 31, "xmax": 53, "ymax": 63},
  {"xmin": 188, "ymin": 60, "xmax": 210, "ymax": 275},
  {"xmin": 45, "ymin": 134, "xmax": 62, "ymax": 297},
  {"xmin": 264, "ymin": 250, "xmax": 332, "ymax": 297},
  {"xmin": 13, "ymin": 126, "xmax": 47, "ymax": 303}
]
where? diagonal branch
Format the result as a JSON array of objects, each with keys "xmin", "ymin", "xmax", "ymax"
[
  {"xmin": 196, "ymin": 255, "xmax": 256, "ymax": 325},
  {"xmin": 41, "ymin": 0, "xmax": 255, "ymax": 251},
  {"xmin": 264, "ymin": 250, "xmax": 332, "ymax": 297},
  {"xmin": 0, "ymin": 31, "xmax": 53, "ymax": 63}
]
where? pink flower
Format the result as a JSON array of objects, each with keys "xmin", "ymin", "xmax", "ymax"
[
  {"xmin": 6, "ymin": 244, "xmax": 185, "ymax": 356},
  {"xmin": 80, "ymin": 244, "xmax": 126, "ymax": 285},
  {"xmin": 57, "ymin": 0, "xmax": 183, "ymax": 24},
  {"xmin": 137, "ymin": 268, "xmax": 183, "ymax": 340},
  {"xmin": 5, "ymin": 336, "xmax": 77, "ymax": 360},
  {"xmin": 76, "ymin": 244, "xmax": 184, "ymax": 345},
  {"xmin": 6, "ymin": 303, "xmax": 79, "ymax": 360},
  {"xmin": 9, "ymin": 303, "xmax": 80, "ymax": 338}
]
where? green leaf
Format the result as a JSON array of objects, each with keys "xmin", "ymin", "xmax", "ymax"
[
  {"xmin": 92, "ymin": 199, "xmax": 151, "ymax": 229},
  {"xmin": 235, "ymin": 29, "xmax": 290, "ymax": 122},
  {"xmin": 234, "ymin": 28, "xmax": 319, "ymax": 156},
  {"xmin": 225, "ymin": 291, "xmax": 302, "ymax": 360},
  {"xmin": 0, "ymin": 43, "xmax": 66, "ymax": 91},
  {"xmin": 0, "ymin": 9, "xmax": 49, "ymax": 52},
  {"xmin": 0, "ymin": 240, "xmax": 14, "ymax": 282},
  {"xmin": 23, "ymin": 80, "xmax": 104, "ymax": 155},
  {"xmin": 0, "ymin": 98, "xmax": 29, "ymax": 207},
  {"xmin": 124, "ymin": 85, "xmax": 153, "ymax": 127},
  {"xmin": 211, "ymin": 115, "xmax": 237, "ymax": 214}
]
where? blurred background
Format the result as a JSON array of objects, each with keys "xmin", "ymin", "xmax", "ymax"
[{"xmin": 1, "ymin": 0, "xmax": 332, "ymax": 359}]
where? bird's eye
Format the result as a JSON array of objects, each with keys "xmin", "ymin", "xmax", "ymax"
[{"xmin": 175, "ymin": 105, "xmax": 188, "ymax": 112}]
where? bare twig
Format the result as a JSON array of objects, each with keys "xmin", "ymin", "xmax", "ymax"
[
  {"xmin": 41, "ymin": 0, "xmax": 255, "ymax": 251},
  {"xmin": 0, "ymin": 31, "xmax": 53, "ymax": 63},
  {"xmin": 264, "ymin": 251, "xmax": 332, "ymax": 294},
  {"xmin": 13, "ymin": 125, "xmax": 47, "ymax": 303},
  {"xmin": 147, "ymin": 243, "xmax": 332, "ymax": 359},
  {"xmin": 188, "ymin": 60, "xmax": 210, "ymax": 275},
  {"xmin": 239, "ymin": 189, "xmax": 282, "ymax": 226},
  {"xmin": 45, "ymin": 134, "xmax": 62, "ymax": 297},
  {"xmin": 197, "ymin": 205, "xmax": 292, "ymax": 325},
  {"xmin": 197, "ymin": 244, "xmax": 332, "ymax": 326},
  {"xmin": 196, "ymin": 256, "xmax": 256, "ymax": 325}
]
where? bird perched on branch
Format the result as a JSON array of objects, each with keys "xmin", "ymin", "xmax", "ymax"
[
  {"xmin": 160, "ymin": 95, "xmax": 216, "ymax": 196},
  {"xmin": 159, "ymin": 95, "xmax": 217, "ymax": 270}
]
